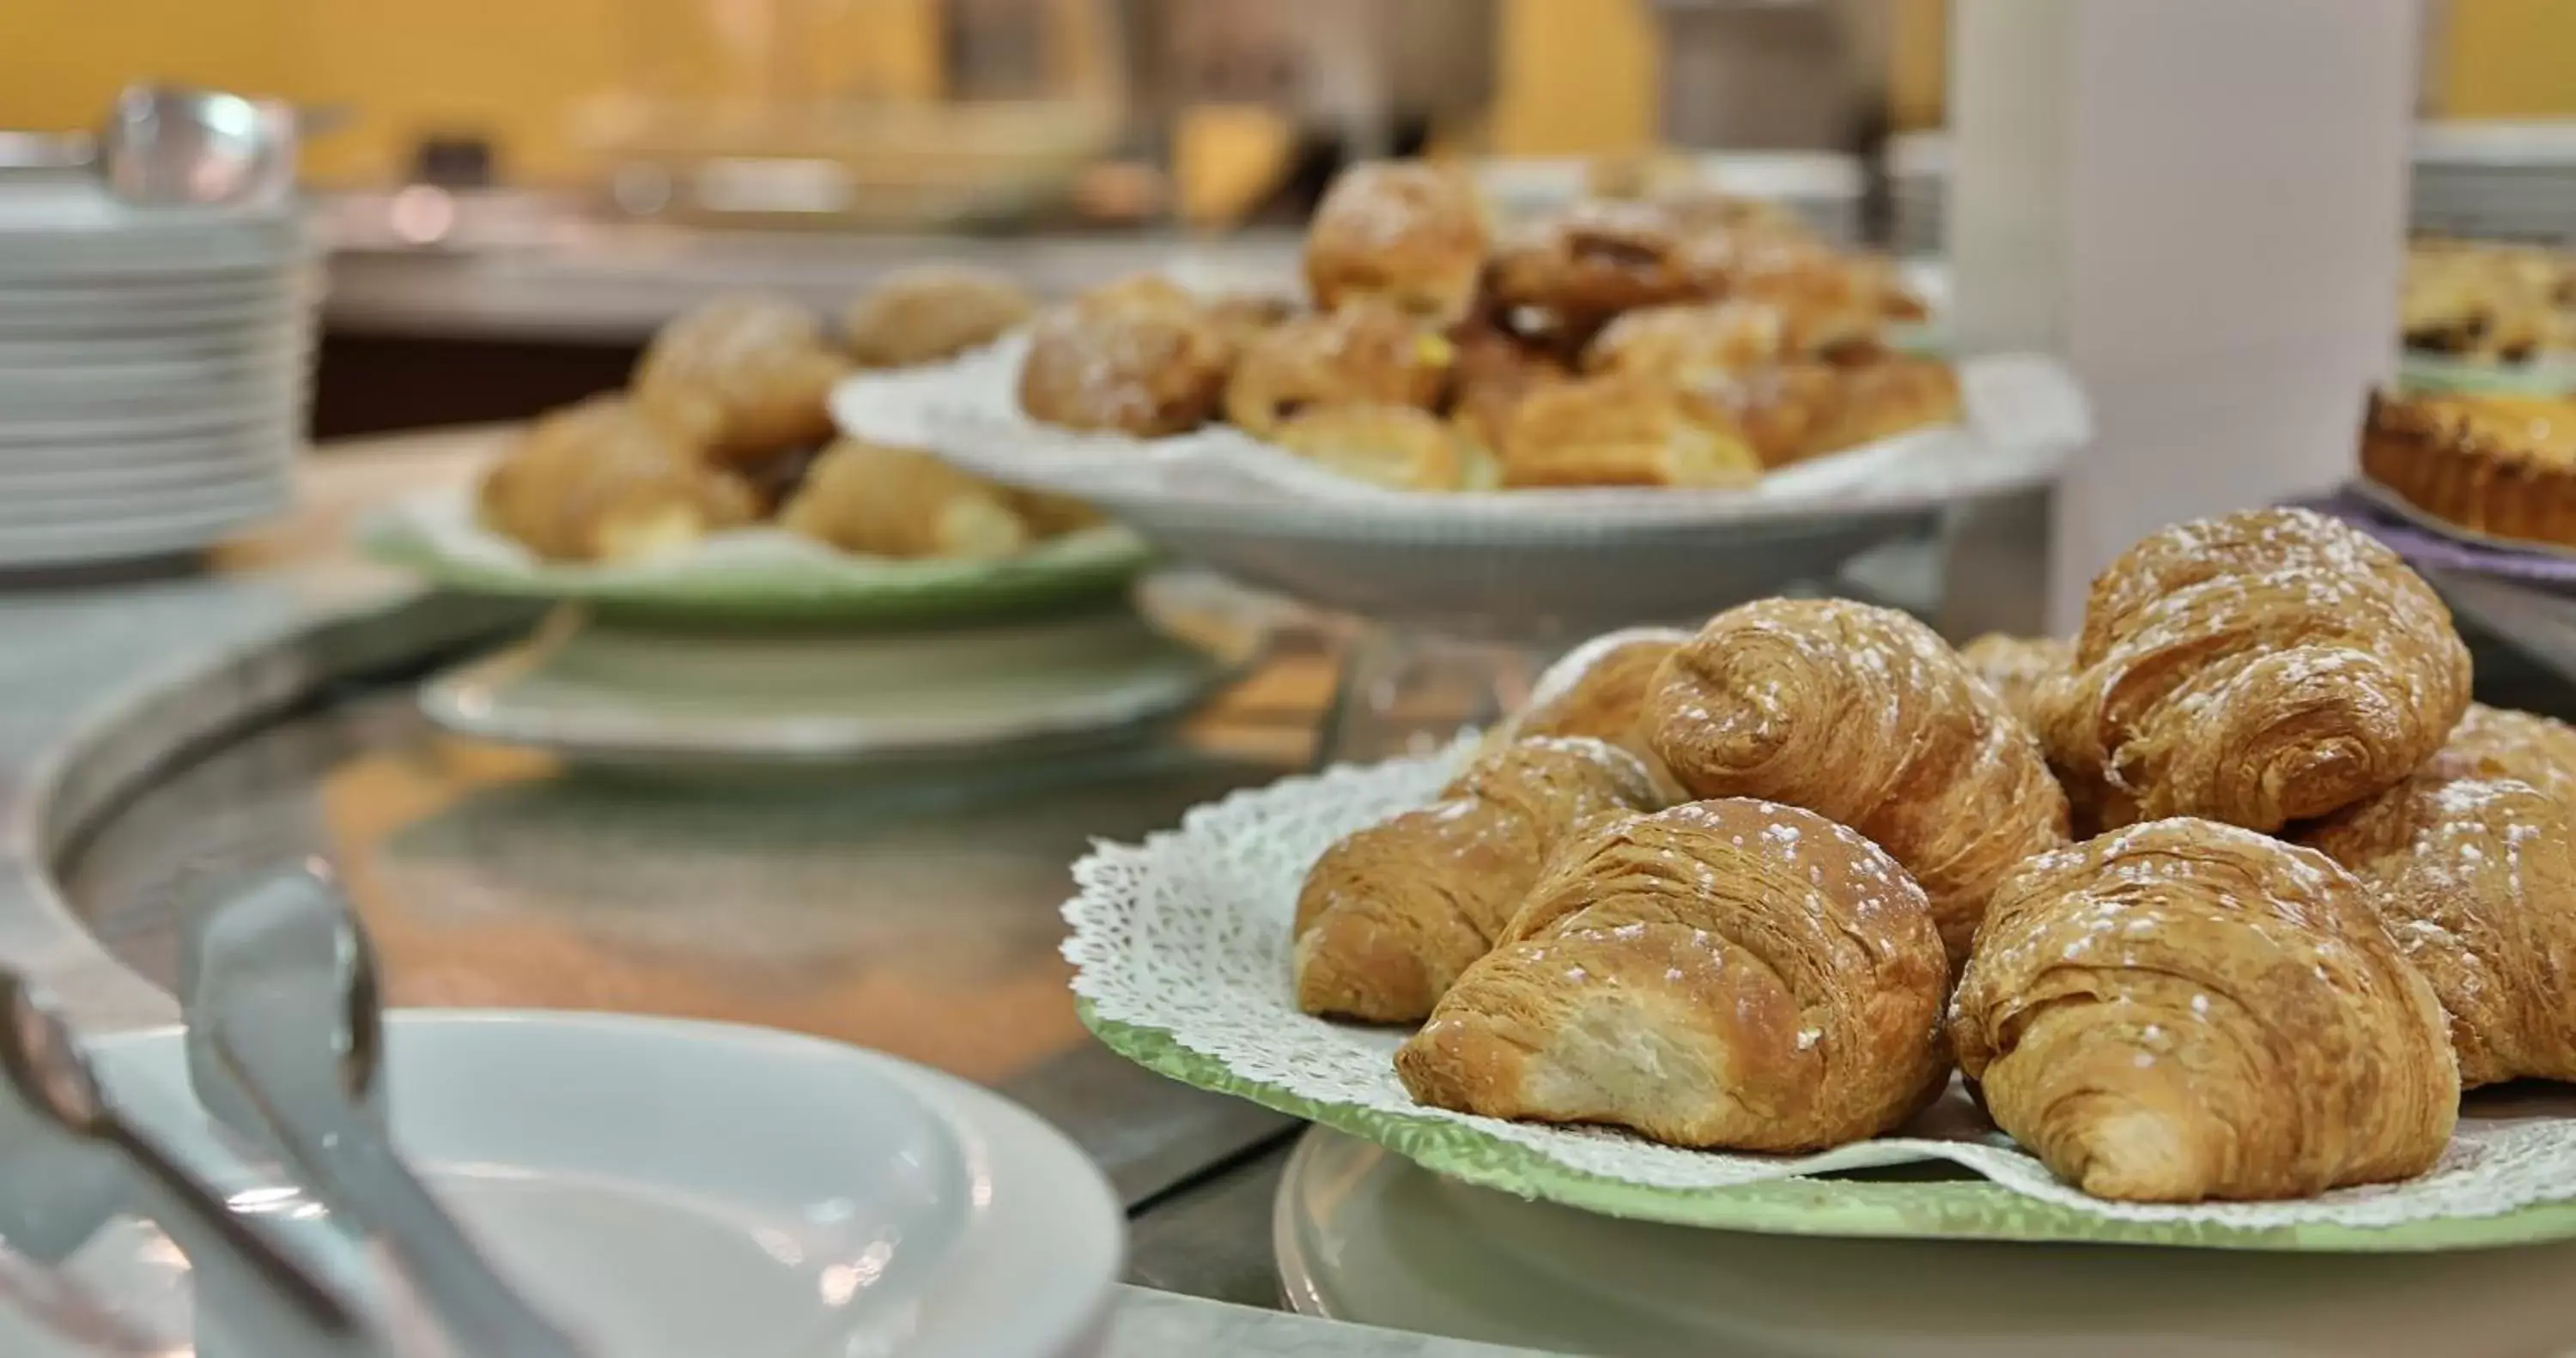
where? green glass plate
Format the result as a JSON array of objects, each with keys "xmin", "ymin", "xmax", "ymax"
[
  {"xmin": 359, "ymin": 500, "xmax": 1153, "ymax": 626},
  {"xmin": 1083, "ymin": 1009, "xmax": 2576, "ymax": 1252}
]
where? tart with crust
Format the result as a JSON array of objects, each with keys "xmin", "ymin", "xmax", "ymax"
[{"xmin": 2361, "ymin": 389, "xmax": 2576, "ymax": 547}]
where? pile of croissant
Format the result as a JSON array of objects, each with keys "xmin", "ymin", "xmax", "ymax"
[
  {"xmin": 1293, "ymin": 506, "xmax": 2576, "ymax": 1203},
  {"xmin": 1015, "ymin": 160, "xmax": 1961, "ymax": 494},
  {"xmin": 476, "ymin": 266, "xmax": 1098, "ymax": 565}
]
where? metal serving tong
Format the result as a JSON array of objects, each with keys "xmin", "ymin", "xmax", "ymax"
[
  {"xmin": 179, "ymin": 870, "xmax": 592, "ymax": 1358},
  {"xmin": 0, "ymin": 971, "xmax": 373, "ymax": 1357}
]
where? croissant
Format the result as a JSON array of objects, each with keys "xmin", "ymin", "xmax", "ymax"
[
  {"xmin": 1292, "ymin": 737, "xmax": 1665, "ymax": 1022},
  {"xmin": 2298, "ymin": 773, "xmax": 2576, "ymax": 1087},
  {"xmin": 1957, "ymin": 634, "xmax": 2071, "ymax": 731},
  {"xmin": 1395, "ymin": 799, "xmax": 1949, "ymax": 1151},
  {"xmin": 779, "ymin": 439, "xmax": 1029, "ymax": 560},
  {"xmin": 2035, "ymin": 507, "xmax": 2472, "ymax": 832},
  {"xmin": 1512, "ymin": 627, "xmax": 1692, "ymax": 755},
  {"xmin": 1951, "ymin": 819, "xmax": 2457, "ymax": 1203},
  {"xmin": 1646, "ymin": 598, "xmax": 2069, "ymax": 966},
  {"xmin": 2428, "ymin": 703, "xmax": 2576, "ymax": 807}
]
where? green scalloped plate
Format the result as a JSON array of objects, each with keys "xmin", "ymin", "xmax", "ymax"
[
  {"xmin": 360, "ymin": 501, "xmax": 1152, "ymax": 626},
  {"xmin": 1083, "ymin": 1008, "xmax": 2576, "ymax": 1252}
]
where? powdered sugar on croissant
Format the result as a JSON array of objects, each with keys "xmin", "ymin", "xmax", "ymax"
[{"xmin": 2036, "ymin": 507, "xmax": 2471, "ymax": 832}]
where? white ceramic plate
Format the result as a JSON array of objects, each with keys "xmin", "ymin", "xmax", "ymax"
[
  {"xmin": 420, "ymin": 603, "xmax": 1258, "ymax": 775},
  {"xmin": 0, "ymin": 494, "xmax": 289, "ymax": 568},
  {"xmin": 70, "ymin": 1011, "xmax": 1121, "ymax": 1358},
  {"xmin": 1275, "ymin": 1127, "xmax": 2576, "ymax": 1358},
  {"xmin": 0, "ymin": 322, "xmax": 307, "ymax": 370},
  {"xmin": 0, "ymin": 401, "xmax": 303, "ymax": 448}
]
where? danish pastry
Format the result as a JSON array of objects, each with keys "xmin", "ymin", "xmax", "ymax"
[
  {"xmin": 1685, "ymin": 363, "xmax": 1846, "ymax": 468},
  {"xmin": 1488, "ymin": 201, "xmax": 1711, "ymax": 329},
  {"xmin": 841, "ymin": 264, "xmax": 1036, "ymax": 368},
  {"xmin": 1396, "ymin": 798, "xmax": 1949, "ymax": 1152},
  {"xmin": 1017, "ymin": 277, "xmax": 1235, "ymax": 437},
  {"xmin": 1445, "ymin": 321, "xmax": 1571, "ymax": 457},
  {"xmin": 1225, "ymin": 301, "xmax": 1454, "ymax": 439},
  {"xmin": 1647, "ymin": 598, "xmax": 2069, "ymax": 965},
  {"xmin": 1292, "ymin": 737, "xmax": 1666, "ymax": 1023},
  {"xmin": 1498, "ymin": 374, "xmax": 1761, "ymax": 489},
  {"xmin": 1811, "ymin": 359, "xmax": 1963, "ymax": 453},
  {"xmin": 2360, "ymin": 390, "xmax": 2576, "ymax": 550},
  {"xmin": 780, "ymin": 439, "xmax": 1028, "ymax": 560},
  {"xmin": 632, "ymin": 295, "xmax": 850, "ymax": 466},
  {"xmin": 1303, "ymin": 161, "xmax": 1489, "ymax": 324},
  {"xmin": 2300, "ymin": 773, "xmax": 2576, "ymax": 1088},
  {"xmin": 1951, "ymin": 819, "xmax": 2458, "ymax": 1203},
  {"xmin": 1581, "ymin": 300, "xmax": 1809, "ymax": 384},
  {"xmin": 477, "ymin": 397, "xmax": 757, "ymax": 563},
  {"xmin": 2035, "ymin": 507, "xmax": 2473, "ymax": 832}
]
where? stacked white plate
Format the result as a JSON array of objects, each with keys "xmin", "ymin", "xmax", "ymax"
[{"xmin": 0, "ymin": 179, "xmax": 313, "ymax": 569}]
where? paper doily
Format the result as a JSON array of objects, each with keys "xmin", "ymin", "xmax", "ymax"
[{"xmin": 1064, "ymin": 743, "xmax": 2576, "ymax": 1246}]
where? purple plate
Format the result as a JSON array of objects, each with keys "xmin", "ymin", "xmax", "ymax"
[{"xmin": 2295, "ymin": 488, "xmax": 2576, "ymax": 592}]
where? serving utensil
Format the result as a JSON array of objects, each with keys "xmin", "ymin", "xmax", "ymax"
[{"xmin": 179, "ymin": 870, "xmax": 592, "ymax": 1358}]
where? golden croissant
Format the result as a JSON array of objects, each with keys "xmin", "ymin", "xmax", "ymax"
[
  {"xmin": 1396, "ymin": 799, "xmax": 1949, "ymax": 1151},
  {"xmin": 1952, "ymin": 819, "xmax": 2458, "ymax": 1203},
  {"xmin": 1645, "ymin": 598, "xmax": 2069, "ymax": 966},
  {"xmin": 2299, "ymin": 773, "xmax": 2576, "ymax": 1087},
  {"xmin": 1958, "ymin": 634, "xmax": 2069, "ymax": 731},
  {"xmin": 1501, "ymin": 627, "xmax": 1692, "ymax": 757},
  {"xmin": 2036, "ymin": 507, "xmax": 2472, "ymax": 832},
  {"xmin": 1292, "ymin": 737, "xmax": 1666, "ymax": 1022},
  {"xmin": 2429, "ymin": 703, "xmax": 2576, "ymax": 808}
]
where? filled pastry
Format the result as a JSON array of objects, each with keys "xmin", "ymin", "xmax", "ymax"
[
  {"xmin": 2036, "ymin": 507, "xmax": 2473, "ymax": 832},
  {"xmin": 1292, "ymin": 737, "xmax": 1666, "ymax": 1022},
  {"xmin": 1396, "ymin": 798, "xmax": 1949, "ymax": 1152},
  {"xmin": 2429, "ymin": 702, "xmax": 2576, "ymax": 805},
  {"xmin": 1303, "ymin": 161, "xmax": 1489, "ymax": 324},
  {"xmin": 2299, "ymin": 773, "xmax": 2576, "ymax": 1087},
  {"xmin": 1270, "ymin": 405, "xmax": 1492, "ymax": 492},
  {"xmin": 477, "ymin": 396, "xmax": 757, "ymax": 563},
  {"xmin": 1444, "ymin": 320, "xmax": 1572, "ymax": 457},
  {"xmin": 1004, "ymin": 488, "xmax": 1106, "ymax": 539},
  {"xmin": 779, "ymin": 439, "xmax": 1029, "ymax": 560},
  {"xmin": 1686, "ymin": 363, "xmax": 1847, "ymax": 469},
  {"xmin": 1498, "ymin": 374, "xmax": 1762, "ymax": 489},
  {"xmin": 1017, "ymin": 276, "xmax": 1236, "ymax": 437},
  {"xmin": 841, "ymin": 264, "xmax": 1036, "ymax": 369},
  {"xmin": 1951, "ymin": 819, "xmax": 2458, "ymax": 1203},
  {"xmin": 1203, "ymin": 293, "xmax": 1301, "ymax": 350},
  {"xmin": 632, "ymin": 294, "xmax": 850, "ymax": 466},
  {"xmin": 1224, "ymin": 300, "xmax": 1455, "ymax": 439},
  {"xmin": 1811, "ymin": 358, "xmax": 1963, "ymax": 452},
  {"xmin": 1581, "ymin": 300, "xmax": 1814, "ymax": 384},
  {"xmin": 1647, "ymin": 598, "xmax": 2069, "ymax": 965}
]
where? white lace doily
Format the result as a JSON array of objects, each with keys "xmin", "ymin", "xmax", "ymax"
[{"xmin": 1063, "ymin": 742, "xmax": 2576, "ymax": 1233}]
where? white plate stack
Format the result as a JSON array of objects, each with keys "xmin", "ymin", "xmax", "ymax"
[{"xmin": 0, "ymin": 179, "xmax": 313, "ymax": 569}]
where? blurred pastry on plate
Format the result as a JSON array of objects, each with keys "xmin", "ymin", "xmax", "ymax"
[
  {"xmin": 1005, "ymin": 488, "xmax": 1107, "ymax": 539},
  {"xmin": 1292, "ymin": 736, "xmax": 1666, "ymax": 1023},
  {"xmin": 2400, "ymin": 241, "xmax": 2573, "ymax": 362},
  {"xmin": 2360, "ymin": 390, "xmax": 2576, "ymax": 549},
  {"xmin": 1271, "ymin": 404, "xmax": 1493, "ymax": 492},
  {"xmin": 478, "ymin": 396, "xmax": 758, "ymax": 563},
  {"xmin": 1396, "ymin": 798, "xmax": 1949, "ymax": 1152},
  {"xmin": 1499, "ymin": 374, "xmax": 1761, "ymax": 489},
  {"xmin": 1444, "ymin": 320, "xmax": 1571, "ymax": 457},
  {"xmin": 2036, "ymin": 507, "xmax": 2472, "ymax": 833},
  {"xmin": 1648, "ymin": 597, "xmax": 2069, "ymax": 966},
  {"xmin": 1203, "ymin": 293, "xmax": 1301, "ymax": 350},
  {"xmin": 842, "ymin": 264, "xmax": 1036, "ymax": 368},
  {"xmin": 1488, "ymin": 201, "xmax": 1711, "ymax": 329},
  {"xmin": 1812, "ymin": 359, "xmax": 1964, "ymax": 454},
  {"xmin": 1304, "ymin": 161, "xmax": 1490, "ymax": 324},
  {"xmin": 781, "ymin": 439, "xmax": 1029, "ymax": 561},
  {"xmin": 1225, "ymin": 300, "xmax": 1455, "ymax": 439},
  {"xmin": 1686, "ymin": 363, "xmax": 1847, "ymax": 469},
  {"xmin": 1018, "ymin": 276, "xmax": 1236, "ymax": 437},
  {"xmin": 633, "ymin": 294, "xmax": 851, "ymax": 466},
  {"xmin": 2299, "ymin": 773, "xmax": 2576, "ymax": 1088},
  {"xmin": 1951, "ymin": 819, "xmax": 2458, "ymax": 1203},
  {"xmin": 1582, "ymin": 300, "xmax": 1811, "ymax": 383},
  {"xmin": 2428, "ymin": 702, "xmax": 2576, "ymax": 806}
]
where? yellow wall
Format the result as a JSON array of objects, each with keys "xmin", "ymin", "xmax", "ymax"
[
  {"xmin": 0, "ymin": 0, "xmax": 1660, "ymax": 185},
  {"xmin": 2440, "ymin": 0, "xmax": 2576, "ymax": 118}
]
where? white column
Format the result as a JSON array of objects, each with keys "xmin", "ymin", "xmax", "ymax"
[{"xmin": 1947, "ymin": 0, "xmax": 2421, "ymax": 634}]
